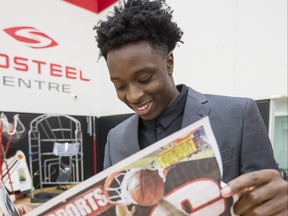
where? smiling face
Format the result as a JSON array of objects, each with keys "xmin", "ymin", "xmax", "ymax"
[{"xmin": 106, "ymin": 41, "xmax": 179, "ymax": 120}]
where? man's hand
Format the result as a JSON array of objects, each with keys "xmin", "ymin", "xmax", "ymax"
[
  {"xmin": 221, "ymin": 169, "xmax": 288, "ymax": 216},
  {"xmin": 16, "ymin": 204, "xmax": 32, "ymax": 215}
]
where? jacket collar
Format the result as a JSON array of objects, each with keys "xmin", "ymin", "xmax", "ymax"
[
  {"xmin": 181, "ymin": 87, "xmax": 210, "ymax": 128},
  {"xmin": 126, "ymin": 86, "xmax": 211, "ymax": 152}
]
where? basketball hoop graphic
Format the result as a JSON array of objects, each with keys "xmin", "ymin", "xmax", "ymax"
[
  {"xmin": 104, "ymin": 168, "xmax": 165, "ymax": 206},
  {"xmin": 104, "ymin": 168, "xmax": 190, "ymax": 216}
]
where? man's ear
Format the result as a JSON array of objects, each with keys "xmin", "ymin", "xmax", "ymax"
[{"xmin": 167, "ymin": 52, "xmax": 174, "ymax": 75}]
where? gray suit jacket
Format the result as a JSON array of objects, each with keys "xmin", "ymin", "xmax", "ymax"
[{"xmin": 104, "ymin": 87, "xmax": 278, "ymax": 182}]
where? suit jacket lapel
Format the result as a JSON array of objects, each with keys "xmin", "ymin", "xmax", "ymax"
[
  {"xmin": 124, "ymin": 87, "xmax": 211, "ymax": 154},
  {"xmin": 181, "ymin": 87, "xmax": 210, "ymax": 128},
  {"xmin": 124, "ymin": 114, "xmax": 141, "ymax": 154}
]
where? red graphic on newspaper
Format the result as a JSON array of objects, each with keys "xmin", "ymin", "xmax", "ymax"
[{"xmin": 26, "ymin": 117, "xmax": 234, "ymax": 216}]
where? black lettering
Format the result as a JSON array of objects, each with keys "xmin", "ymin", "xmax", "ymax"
[
  {"xmin": 3, "ymin": 76, "xmax": 14, "ymax": 86},
  {"xmin": 18, "ymin": 78, "xmax": 31, "ymax": 88},
  {"xmin": 49, "ymin": 82, "xmax": 60, "ymax": 91},
  {"xmin": 1, "ymin": 75, "xmax": 72, "ymax": 93},
  {"xmin": 34, "ymin": 80, "xmax": 46, "ymax": 90},
  {"xmin": 62, "ymin": 84, "xmax": 71, "ymax": 93}
]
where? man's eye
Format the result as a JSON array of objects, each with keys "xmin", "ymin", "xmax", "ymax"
[
  {"xmin": 139, "ymin": 76, "xmax": 152, "ymax": 83},
  {"xmin": 115, "ymin": 84, "xmax": 126, "ymax": 90}
]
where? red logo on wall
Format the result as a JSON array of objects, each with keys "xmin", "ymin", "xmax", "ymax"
[
  {"xmin": 64, "ymin": 0, "xmax": 118, "ymax": 14},
  {"xmin": 3, "ymin": 26, "xmax": 58, "ymax": 49}
]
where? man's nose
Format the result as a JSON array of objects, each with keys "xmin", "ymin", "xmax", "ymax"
[{"xmin": 126, "ymin": 85, "xmax": 144, "ymax": 103}]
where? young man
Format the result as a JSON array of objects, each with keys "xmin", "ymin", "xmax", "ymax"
[{"xmin": 94, "ymin": 0, "xmax": 287, "ymax": 215}]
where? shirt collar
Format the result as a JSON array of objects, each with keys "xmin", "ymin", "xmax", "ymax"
[{"xmin": 140, "ymin": 84, "xmax": 188, "ymax": 129}]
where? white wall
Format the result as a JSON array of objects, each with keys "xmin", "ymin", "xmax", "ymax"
[
  {"xmin": 0, "ymin": 0, "xmax": 102, "ymax": 116},
  {"xmin": 98, "ymin": 0, "xmax": 287, "ymax": 116},
  {"xmin": 0, "ymin": 0, "xmax": 287, "ymax": 117},
  {"xmin": 170, "ymin": 0, "xmax": 287, "ymax": 99}
]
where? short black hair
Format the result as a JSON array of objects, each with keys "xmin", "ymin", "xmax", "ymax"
[{"xmin": 94, "ymin": 0, "xmax": 183, "ymax": 59}]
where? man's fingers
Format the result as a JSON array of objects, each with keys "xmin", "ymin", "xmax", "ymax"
[
  {"xmin": 233, "ymin": 186, "xmax": 277, "ymax": 215},
  {"xmin": 221, "ymin": 169, "xmax": 288, "ymax": 216},
  {"xmin": 17, "ymin": 204, "xmax": 32, "ymax": 216},
  {"xmin": 234, "ymin": 189, "xmax": 287, "ymax": 216},
  {"xmin": 221, "ymin": 169, "xmax": 281, "ymax": 197}
]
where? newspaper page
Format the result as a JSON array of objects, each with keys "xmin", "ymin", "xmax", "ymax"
[
  {"xmin": 26, "ymin": 116, "xmax": 234, "ymax": 216},
  {"xmin": 0, "ymin": 181, "xmax": 20, "ymax": 216}
]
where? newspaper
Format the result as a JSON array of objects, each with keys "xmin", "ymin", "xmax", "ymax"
[
  {"xmin": 0, "ymin": 181, "xmax": 20, "ymax": 216},
  {"xmin": 26, "ymin": 116, "xmax": 235, "ymax": 216}
]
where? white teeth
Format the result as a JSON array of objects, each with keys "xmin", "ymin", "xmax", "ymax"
[{"xmin": 136, "ymin": 103, "xmax": 150, "ymax": 111}]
